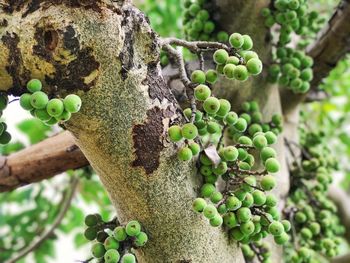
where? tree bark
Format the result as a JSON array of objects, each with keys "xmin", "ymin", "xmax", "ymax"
[
  {"xmin": 0, "ymin": 1, "xmax": 243, "ymax": 262},
  {"xmin": 0, "ymin": 131, "xmax": 87, "ymax": 192}
]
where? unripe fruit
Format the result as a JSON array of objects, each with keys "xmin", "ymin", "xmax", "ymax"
[
  {"xmin": 181, "ymin": 123, "xmax": 198, "ymax": 140},
  {"xmin": 203, "ymin": 204, "xmax": 217, "ymax": 219},
  {"xmin": 229, "ymin": 33, "xmax": 244, "ymax": 49},
  {"xmin": 194, "ymin": 84, "xmax": 211, "ymax": 101},
  {"xmin": 226, "ymin": 56, "xmax": 240, "ymax": 65},
  {"xmin": 252, "ymin": 190, "xmax": 266, "ymax": 206},
  {"xmin": 242, "ymin": 193, "xmax": 254, "ymax": 207},
  {"xmin": 193, "ymin": 198, "xmax": 207, "ymax": 212},
  {"xmin": 224, "ymin": 212, "xmax": 238, "ymax": 228},
  {"xmin": 64, "ymin": 94, "xmax": 82, "ymax": 113},
  {"xmin": 233, "ymin": 65, "xmax": 249, "ymax": 81},
  {"xmin": 191, "ymin": 70, "xmax": 206, "ymax": 84},
  {"xmin": 203, "ymin": 97, "xmax": 220, "ymax": 114},
  {"xmin": 265, "ymin": 194, "xmax": 277, "ymax": 207},
  {"xmin": 45, "ymin": 118, "xmax": 58, "ymax": 126},
  {"xmin": 268, "ymin": 221, "xmax": 284, "ymax": 236},
  {"xmin": 113, "ymin": 226, "xmax": 127, "ymax": 241},
  {"xmin": 237, "ymin": 207, "xmax": 252, "ymax": 223},
  {"xmin": 207, "ymin": 121, "xmax": 220, "ymax": 134},
  {"xmin": 260, "ymin": 175, "xmax": 276, "ymax": 191},
  {"xmin": 203, "ymin": 21, "xmax": 215, "ymax": 34},
  {"xmin": 205, "ymin": 70, "xmax": 218, "ymax": 84},
  {"xmin": 47, "ymin": 98, "xmax": 64, "ymax": 117},
  {"xmin": 96, "ymin": 231, "xmax": 109, "ymax": 243},
  {"xmin": 238, "ymin": 135, "xmax": 252, "ymax": 146},
  {"xmin": 242, "ymin": 35, "xmax": 253, "ymax": 50},
  {"xmin": 0, "ymin": 95, "xmax": 7, "ymax": 111},
  {"xmin": 231, "ymin": 227, "xmax": 245, "ymax": 241},
  {"xmin": 225, "ymin": 112, "xmax": 238, "ymax": 125},
  {"xmin": 226, "ymin": 196, "xmax": 242, "ymax": 211},
  {"xmin": 197, "ymin": 9, "xmax": 209, "ymax": 21},
  {"xmin": 210, "ymin": 214, "xmax": 223, "ymax": 227},
  {"xmin": 85, "ymin": 214, "xmax": 100, "ymax": 227},
  {"xmin": 104, "ymin": 249, "xmax": 120, "ymax": 263},
  {"xmin": 84, "ymin": 227, "xmax": 98, "ymax": 241},
  {"xmin": 178, "ymin": 147, "xmax": 193, "ymax": 161},
  {"xmin": 240, "ymin": 221, "xmax": 255, "ymax": 235},
  {"xmin": 126, "ymin": 220, "xmax": 141, "ymax": 237},
  {"xmin": 265, "ymin": 158, "xmax": 280, "ymax": 173},
  {"xmin": 91, "ymin": 243, "xmax": 106, "ymax": 258},
  {"xmin": 223, "ymin": 64, "xmax": 236, "ymax": 79},
  {"xmin": 243, "ymin": 51, "xmax": 259, "ymax": 62},
  {"xmin": 265, "ymin": 131, "xmax": 277, "ymax": 144},
  {"xmin": 30, "ymin": 91, "xmax": 48, "ymax": 109},
  {"xmin": 35, "ymin": 109, "xmax": 51, "ymax": 122},
  {"xmin": 216, "ymin": 99, "xmax": 231, "ymax": 117},
  {"xmin": 282, "ymin": 220, "xmax": 291, "ymax": 232},
  {"xmin": 121, "ymin": 253, "xmax": 136, "ymax": 263},
  {"xmin": 309, "ymin": 222, "xmax": 321, "ymax": 235},
  {"xmin": 223, "ymin": 146, "xmax": 239, "ymax": 161},
  {"xmin": 217, "ymin": 31, "xmax": 229, "ymax": 42},
  {"xmin": 27, "ymin": 79, "xmax": 42, "ymax": 93},
  {"xmin": 274, "ymin": 232, "xmax": 290, "ymax": 245},
  {"xmin": 295, "ymin": 211, "xmax": 307, "ymax": 223},
  {"xmin": 200, "ymin": 183, "xmax": 216, "ymax": 198},
  {"xmin": 300, "ymin": 68, "xmax": 313, "ymax": 82},
  {"xmin": 260, "ymin": 147, "xmax": 276, "ymax": 162},
  {"xmin": 234, "ymin": 118, "xmax": 247, "ymax": 132},
  {"xmin": 210, "ymin": 191, "xmax": 223, "ymax": 204},
  {"xmin": 57, "ymin": 111, "xmax": 72, "ymax": 122},
  {"xmin": 135, "ymin": 231, "xmax": 148, "ymax": 246},
  {"xmin": 189, "ymin": 142, "xmax": 200, "ymax": 155},
  {"xmin": 247, "ymin": 58, "xmax": 263, "ymax": 75},
  {"xmin": 20, "ymin": 93, "xmax": 33, "ymax": 111},
  {"xmin": 213, "ymin": 49, "xmax": 229, "ymax": 65},
  {"xmin": 104, "ymin": 236, "xmax": 120, "ymax": 250},
  {"xmin": 253, "ymin": 134, "xmax": 268, "ymax": 149}
]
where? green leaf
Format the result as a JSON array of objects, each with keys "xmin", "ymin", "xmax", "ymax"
[{"xmin": 17, "ymin": 118, "xmax": 52, "ymax": 144}]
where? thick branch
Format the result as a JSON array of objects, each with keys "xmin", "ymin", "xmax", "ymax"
[
  {"xmin": 5, "ymin": 176, "xmax": 79, "ymax": 263},
  {"xmin": 0, "ymin": 131, "xmax": 88, "ymax": 192},
  {"xmin": 281, "ymin": 0, "xmax": 350, "ymax": 114}
]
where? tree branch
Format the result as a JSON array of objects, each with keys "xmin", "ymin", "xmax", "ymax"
[
  {"xmin": 281, "ymin": 0, "xmax": 350, "ymax": 114},
  {"xmin": 0, "ymin": 131, "xmax": 88, "ymax": 192},
  {"xmin": 5, "ymin": 176, "xmax": 79, "ymax": 263}
]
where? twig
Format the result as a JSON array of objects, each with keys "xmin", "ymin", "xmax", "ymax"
[
  {"xmin": 5, "ymin": 177, "xmax": 79, "ymax": 263},
  {"xmin": 198, "ymin": 52, "xmax": 205, "ymax": 71},
  {"xmin": 160, "ymin": 37, "xmax": 231, "ymax": 53},
  {"xmin": 162, "ymin": 44, "xmax": 197, "ymax": 123}
]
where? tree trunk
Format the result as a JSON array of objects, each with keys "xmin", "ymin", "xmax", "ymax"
[{"xmin": 0, "ymin": 1, "xmax": 243, "ymax": 262}]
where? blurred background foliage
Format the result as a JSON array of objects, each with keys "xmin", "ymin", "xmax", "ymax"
[{"xmin": 1, "ymin": 0, "xmax": 350, "ymax": 262}]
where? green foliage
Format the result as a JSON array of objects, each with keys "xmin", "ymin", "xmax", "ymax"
[{"xmin": 137, "ymin": 0, "xmax": 182, "ymax": 37}]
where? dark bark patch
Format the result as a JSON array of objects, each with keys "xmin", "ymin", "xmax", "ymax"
[
  {"xmin": 119, "ymin": 8, "xmax": 135, "ymax": 81},
  {"xmin": 2, "ymin": 32, "xmax": 30, "ymax": 96},
  {"xmin": 144, "ymin": 62, "xmax": 175, "ymax": 103},
  {"xmin": 33, "ymin": 25, "xmax": 100, "ymax": 93},
  {"xmin": 132, "ymin": 106, "xmax": 174, "ymax": 175},
  {"xmin": 0, "ymin": 19, "xmax": 8, "ymax": 27}
]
